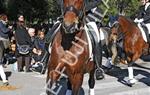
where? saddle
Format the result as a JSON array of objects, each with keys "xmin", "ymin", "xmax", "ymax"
[{"xmin": 84, "ymin": 22, "xmax": 103, "ymax": 71}]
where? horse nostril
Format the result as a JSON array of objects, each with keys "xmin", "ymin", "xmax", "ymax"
[
  {"xmin": 63, "ymin": 22, "xmax": 76, "ymax": 33},
  {"xmin": 64, "ymin": 22, "xmax": 73, "ymax": 29}
]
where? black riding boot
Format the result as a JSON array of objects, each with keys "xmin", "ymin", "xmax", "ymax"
[{"xmin": 94, "ymin": 41, "xmax": 104, "ymax": 80}]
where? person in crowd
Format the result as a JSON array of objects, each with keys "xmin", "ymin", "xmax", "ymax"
[
  {"xmin": 0, "ymin": 14, "xmax": 12, "ymax": 86},
  {"xmin": 134, "ymin": 0, "xmax": 150, "ymax": 25},
  {"xmin": 15, "ymin": 15, "xmax": 33, "ymax": 72},
  {"xmin": 33, "ymin": 30, "xmax": 45, "ymax": 62},
  {"xmin": 31, "ymin": 30, "xmax": 46, "ymax": 73}
]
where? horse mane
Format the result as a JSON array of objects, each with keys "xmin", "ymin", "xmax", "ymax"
[{"xmin": 119, "ymin": 15, "xmax": 137, "ymax": 27}]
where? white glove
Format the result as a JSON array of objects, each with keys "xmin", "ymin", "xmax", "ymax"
[
  {"xmin": 138, "ymin": 19, "xmax": 144, "ymax": 22},
  {"xmin": 91, "ymin": 7, "xmax": 97, "ymax": 13},
  {"xmin": 134, "ymin": 18, "xmax": 138, "ymax": 22},
  {"xmin": 134, "ymin": 18, "xmax": 144, "ymax": 23}
]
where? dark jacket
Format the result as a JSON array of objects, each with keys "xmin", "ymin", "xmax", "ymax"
[
  {"xmin": 15, "ymin": 25, "xmax": 32, "ymax": 45},
  {"xmin": 15, "ymin": 25, "xmax": 32, "ymax": 56},
  {"xmin": 86, "ymin": 7, "xmax": 103, "ymax": 23},
  {"xmin": 0, "ymin": 21, "xmax": 10, "ymax": 39},
  {"xmin": 137, "ymin": 4, "xmax": 150, "ymax": 23},
  {"xmin": 34, "ymin": 37, "xmax": 45, "ymax": 51},
  {"xmin": 85, "ymin": 0, "xmax": 102, "ymax": 11}
]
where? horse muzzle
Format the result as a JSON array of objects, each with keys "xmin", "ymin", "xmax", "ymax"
[{"xmin": 63, "ymin": 22, "xmax": 79, "ymax": 34}]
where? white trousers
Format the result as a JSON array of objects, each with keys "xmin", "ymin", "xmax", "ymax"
[
  {"xmin": 145, "ymin": 23, "xmax": 150, "ymax": 34},
  {"xmin": 0, "ymin": 65, "xmax": 7, "ymax": 83},
  {"xmin": 137, "ymin": 23, "xmax": 150, "ymax": 42}
]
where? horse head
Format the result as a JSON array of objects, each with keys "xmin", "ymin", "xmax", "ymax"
[
  {"xmin": 110, "ymin": 15, "xmax": 149, "ymax": 62},
  {"xmin": 110, "ymin": 16, "xmax": 137, "ymax": 43},
  {"xmin": 63, "ymin": 0, "xmax": 84, "ymax": 33},
  {"xmin": 109, "ymin": 16, "xmax": 120, "ymax": 43}
]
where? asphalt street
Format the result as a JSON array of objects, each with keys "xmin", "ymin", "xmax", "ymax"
[{"xmin": 0, "ymin": 58, "xmax": 150, "ymax": 95}]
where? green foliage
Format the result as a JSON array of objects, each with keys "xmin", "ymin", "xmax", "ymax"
[
  {"xmin": 6, "ymin": 0, "xmax": 61, "ymax": 23},
  {"xmin": 47, "ymin": 0, "xmax": 61, "ymax": 20},
  {"xmin": 7, "ymin": 0, "xmax": 50, "ymax": 22},
  {"xmin": 1, "ymin": 0, "xmax": 141, "ymax": 22},
  {"xmin": 0, "ymin": 0, "xmax": 7, "ymax": 13},
  {"xmin": 99, "ymin": 0, "xmax": 140, "ymax": 16}
]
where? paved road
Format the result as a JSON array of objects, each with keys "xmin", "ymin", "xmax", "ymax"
[{"xmin": 0, "ymin": 58, "xmax": 150, "ymax": 95}]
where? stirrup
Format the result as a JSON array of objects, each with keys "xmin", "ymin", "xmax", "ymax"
[{"xmin": 95, "ymin": 68, "xmax": 104, "ymax": 80}]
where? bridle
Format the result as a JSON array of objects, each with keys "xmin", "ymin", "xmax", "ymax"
[
  {"xmin": 62, "ymin": 2, "xmax": 85, "ymax": 34},
  {"xmin": 111, "ymin": 21, "xmax": 124, "ymax": 42}
]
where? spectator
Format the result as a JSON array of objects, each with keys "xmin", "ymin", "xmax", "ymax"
[
  {"xmin": 15, "ymin": 15, "xmax": 32, "ymax": 72},
  {"xmin": 0, "ymin": 14, "xmax": 12, "ymax": 86},
  {"xmin": 31, "ymin": 30, "xmax": 46, "ymax": 73}
]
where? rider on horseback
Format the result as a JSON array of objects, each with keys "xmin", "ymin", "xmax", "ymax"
[
  {"xmin": 45, "ymin": 0, "xmax": 104, "ymax": 80},
  {"xmin": 134, "ymin": 0, "xmax": 150, "ymax": 43},
  {"xmin": 45, "ymin": 0, "xmax": 103, "ymax": 43},
  {"xmin": 84, "ymin": 0, "xmax": 106, "ymax": 80}
]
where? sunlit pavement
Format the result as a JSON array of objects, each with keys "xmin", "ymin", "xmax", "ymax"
[{"xmin": 0, "ymin": 58, "xmax": 150, "ymax": 95}]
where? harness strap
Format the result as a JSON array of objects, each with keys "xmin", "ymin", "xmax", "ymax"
[{"xmin": 64, "ymin": 6, "xmax": 79, "ymax": 16}]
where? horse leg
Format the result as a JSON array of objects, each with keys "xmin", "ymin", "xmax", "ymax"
[
  {"xmin": 46, "ymin": 71, "xmax": 55, "ymax": 95},
  {"xmin": 46, "ymin": 71, "xmax": 60, "ymax": 95},
  {"xmin": 66, "ymin": 80, "xmax": 72, "ymax": 95},
  {"xmin": 127, "ymin": 63, "xmax": 137, "ymax": 86},
  {"xmin": 69, "ymin": 74, "xmax": 83, "ymax": 95},
  {"xmin": 127, "ymin": 54, "xmax": 140, "ymax": 86},
  {"xmin": 111, "ymin": 42, "xmax": 117, "ymax": 65},
  {"xmin": 102, "ymin": 43, "xmax": 117, "ymax": 73},
  {"xmin": 88, "ymin": 69, "xmax": 95, "ymax": 95}
]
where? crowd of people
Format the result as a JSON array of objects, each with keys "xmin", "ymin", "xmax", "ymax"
[{"xmin": 0, "ymin": 14, "xmax": 50, "ymax": 86}]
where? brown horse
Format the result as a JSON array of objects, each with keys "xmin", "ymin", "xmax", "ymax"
[
  {"xmin": 46, "ymin": 0, "xmax": 103, "ymax": 95},
  {"xmin": 110, "ymin": 15, "xmax": 149, "ymax": 86}
]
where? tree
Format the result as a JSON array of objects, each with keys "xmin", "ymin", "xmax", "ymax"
[
  {"xmin": 7, "ymin": 0, "xmax": 49, "ymax": 22},
  {"xmin": 99, "ymin": 0, "xmax": 140, "ymax": 16},
  {"xmin": 47, "ymin": 0, "xmax": 61, "ymax": 20},
  {"xmin": 2, "ymin": 0, "xmax": 141, "ymax": 22},
  {"xmin": 0, "ymin": 0, "xmax": 7, "ymax": 13}
]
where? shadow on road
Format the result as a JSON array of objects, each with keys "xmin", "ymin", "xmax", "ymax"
[
  {"xmin": 104, "ymin": 65, "xmax": 150, "ymax": 87},
  {"xmin": 46, "ymin": 78, "xmax": 85, "ymax": 95}
]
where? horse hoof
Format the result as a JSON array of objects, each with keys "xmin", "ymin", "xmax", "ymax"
[
  {"xmin": 95, "ymin": 69, "xmax": 104, "ymax": 80},
  {"xmin": 127, "ymin": 79, "xmax": 137, "ymax": 86}
]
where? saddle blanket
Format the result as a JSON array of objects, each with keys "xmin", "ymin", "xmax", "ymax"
[{"xmin": 84, "ymin": 22, "xmax": 105, "ymax": 60}]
